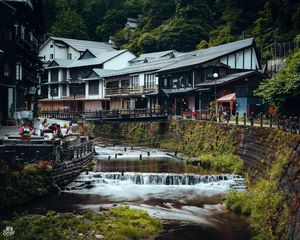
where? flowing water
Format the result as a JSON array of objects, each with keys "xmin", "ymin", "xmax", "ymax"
[{"xmin": 4, "ymin": 140, "xmax": 251, "ymax": 239}]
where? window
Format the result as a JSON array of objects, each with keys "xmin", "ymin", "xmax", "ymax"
[
  {"xmin": 144, "ymin": 74, "xmax": 156, "ymax": 90},
  {"xmin": 63, "ymin": 69, "xmax": 67, "ymax": 81},
  {"xmin": 50, "ymin": 44, "xmax": 53, "ymax": 48},
  {"xmin": 21, "ymin": 25, "xmax": 25, "ymax": 40},
  {"xmin": 50, "ymin": 54, "xmax": 54, "ymax": 59},
  {"xmin": 106, "ymin": 81, "xmax": 119, "ymax": 88},
  {"xmin": 68, "ymin": 53, "xmax": 72, "ymax": 60},
  {"xmin": 130, "ymin": 75, "xmax": 139, "ymax": 88},
  {"xmin": 50, "ymin": 85, "xmax": 58, "ymax": 97},
  {"xmin": 16, "ymin": 64, "xmax": 22, "ymax": 80},
  {"xmin": 89, "ymin": 81, "xmax": 99, "ymax": 95},
  {"xmin": 4, "ymin": 63, "xmax": 10, "ymax": 77},
  {"xmin": 62, "ymin": 85, "xmax": 67, "ymax": 97},
  {"xmin": 51, "ymin": 69, "xmax": 58, "ymax": 82}
]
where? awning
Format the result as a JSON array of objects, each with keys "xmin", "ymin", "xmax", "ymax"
[
  {"xmin": 216, "ymin": 93, "xmax": 236, "ymax": 115},
  {"xmin": 216, "ymin": 93, "xmax": 236, "ymax": 103}
]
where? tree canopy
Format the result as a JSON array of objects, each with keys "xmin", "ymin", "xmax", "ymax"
[
  {"xmin": 44, "ymin": 0, "xmax": 300, "ymax": 54},
  {"xmin": 254, "ymin": 49, "xmax": 300, "ymax": 115}
]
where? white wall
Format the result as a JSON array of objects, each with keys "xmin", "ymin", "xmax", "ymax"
[
  {"xmin": 39, "ymin": 39, "xmax": 81, "ymax": 61},
  {"xmin": 68, "ymin": 47, "xmax": 81, "ymax": 61},
  {"xmin": 86, "ymin": 80, "xmax": 105, "ymax": 99},
  {"xmin": 39, "ymin": 40, "xmax": 54, "ymax": 62},
  {"xmin": 244, "ymin": 48, "xmax": 252, "ymax": 69},
  {"xmin": 54, "ymin": 45, "xmax": 68, "ymax": 59},
  {"xmin": 103, "ymin": 51, "xmax": 136, "ymax": 70},
  {"xmin": 219, "ymin": 47, "xmax": 260, "ymax": 70}
]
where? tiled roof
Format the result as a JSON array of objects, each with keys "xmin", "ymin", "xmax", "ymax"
[
  {"xmin": 50, "ymin": 59, "xmax": 73, "ymax": 68},
  {"xmin": 99, "ymin": 56, "xmax": 190, "ymax": 78},
  {"xmin": 46, "ymin": 37, "xmax": 116, "ymax": 52},
  {"xmin": 196, "ymin": 71, "xmax": 262, "ymax": 87},
  {"xmin": 85, "ymin": 69, "xmax": 117, "ymax": 79},
  {"xmin": 68, "ymin": 50, "xmax": 128, "ymax": 68},
  {"xmin": 157, "ymin": 38, "xmax": 254, "ymax": 73},
  {"xmin": 130, "ymin": 50, "xmax": 177, "ymax": 63}
]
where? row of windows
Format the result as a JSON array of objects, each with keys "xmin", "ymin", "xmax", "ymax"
[
  {"xmin": 49, "ymin": 82, "xmax": 100, "ymax": 96},
  {"xmin": 49, "ymin": 51, "xmax": 72, "ymax": 60}
]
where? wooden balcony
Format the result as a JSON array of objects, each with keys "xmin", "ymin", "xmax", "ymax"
[
  {"xmin": 105, "ymin": 87, "xmax": 143, "ymax": 96},
  {"xmin": 144, "ymin": 86, "xmax": 158, "ymax": 92}
]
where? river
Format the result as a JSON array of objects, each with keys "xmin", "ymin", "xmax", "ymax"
[{"xmin": 5, "ymin": 139, "xmax": 252, "ymax": 239}]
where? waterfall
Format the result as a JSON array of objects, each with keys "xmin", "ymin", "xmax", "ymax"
[
  {"xmin": 69, "ymin": 172, "xmax": 246, "ymax": 189},
  {"xmin": 100, "ymin": 173, "xmax": 244, "ymax": 186}
]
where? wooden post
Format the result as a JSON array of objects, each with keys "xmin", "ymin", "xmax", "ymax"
[
  {"xmin": 236, "ymin": 112, "xmax": 239, "ymax": 125},
  {"xmin": 270, "ymin": 115, "xmax": 273, "ymax": 128},
  {"xmin": 140, "ymin": 154, "xmax": 142, "ymax": 160},
  {"xmin": 243, "ymin": 113, "xmax": 246, "ymax": 126}
]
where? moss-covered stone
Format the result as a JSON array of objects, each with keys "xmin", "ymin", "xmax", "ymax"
[
  {"xmin": 0, "ymin": 164, "xmax": 52, "ymax": 212},
  {"xmin": 3, "ymin": 207, "xmax": 162, "ymax": 240}
]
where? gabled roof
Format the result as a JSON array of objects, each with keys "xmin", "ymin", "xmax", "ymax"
[
  {"xmin": 40, "ymin": 37, "xmax": 117, "ymax": 52},
  {"xmin": 196, "ymin": 71, "xmax": 265, "ymax": 87},
  {"xmin": 84, "ymin": 69, "xmax": 117, "ymax": 80},
  {"xmin": 3, "ymin": 0, "xmax": 33, "ymax": 9},
  {"xmin": 79, "ymin": 47, "xmax": 117, "ymax": 60},
  {"xmin": 158, "ymin": 38, "xmax": 255, "ymax": 73},
  {"xmin": 46, "ymin": 59, "xmax": 73, "ymax": 69},
  {"xmin": 100, "ymin": 55, "xmax": 191, "ymax": 78},
  {"xmin": 130, "ymin": 50, "xmax": 178, "ymax": 63},
  {"xmin": 69, "ymin": 50, "xmax": 128, "ymax": 68}
]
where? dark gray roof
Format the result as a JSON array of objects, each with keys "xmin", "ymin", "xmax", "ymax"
[
  {"xmin": 69, "ymin": 50, "xmax": 128, "ymax": 68},
  {"xmin": 130, "ymin": 50, "xmax": 177, "ymax": 63},
  {"xmin": 158, "ymin": 38, "xmax": 254, "ymax": 73},
  {"xmin": 41, "ymin": 37, "xmax": 117, "ymax": 52},
  {"xmin": 47, "ymin": 59, "xmax": 73, "ymax": 69},
  {"xmin": 4, "ymin": 0, "xmax": 33, "ymax": 8},
  {"xmin": 161, "ymin": 88, "xmax": 194, "ymax": 96},
  {"xmin": 196, "ymin": 71, "xmax": 262, "ymax": 87},
  {"xmin": 83, "ymin": 69, "xmax": 117, "ymax": 79},
  {"xmin": 45, "ymin": 50, "xmax": 128, "ymax": 69},
  {"xmin": 100, "ymin": 56, "xmax": 190, "ymax": 78}
]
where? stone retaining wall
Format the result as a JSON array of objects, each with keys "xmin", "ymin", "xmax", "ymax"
[{"xmin": 51, "ymin": 152, "xmax": 94, "ymax": 187}]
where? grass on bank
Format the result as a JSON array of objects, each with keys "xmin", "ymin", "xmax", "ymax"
[
  {"xmin": 2, "ymin": 206, "xmax": 162, "ymax": 240},
  {"xmin": 0, "ymin": 164, "xmax": 52, "ymax": 212}
]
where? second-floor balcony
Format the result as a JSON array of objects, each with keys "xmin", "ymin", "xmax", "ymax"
[{"xmin": 105, "ymin": 86, "xmax": 158, "ymax": 97}]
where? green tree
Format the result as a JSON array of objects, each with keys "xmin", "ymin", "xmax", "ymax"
[
  {"xmin": 50, "ymin": 8, "xmax": 88, "ymax": 39},
  {"xmin": 254, "ymin": 49, "xmax": 300, "ymax": 114}
]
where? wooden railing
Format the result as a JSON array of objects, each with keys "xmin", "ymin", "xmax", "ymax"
[
  {"xmin": 181, "ymin": 110, "xmax": 300, "ymax": 135},
  {"xmin": 105, "ymin": 86, "xmax": 157, "ymax": 96},
  {"xmin": 40, "ymin": 108, "xmax": 169, "ymax": 121}
]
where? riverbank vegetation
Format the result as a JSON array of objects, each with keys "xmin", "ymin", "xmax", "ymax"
[
  {"xmin": 225, "ymin": 130, "xmax": 298, "ymax": 239},
  {"xmin": 95, "ymin": 120, "xmax": 244, "ymax": 174},
  {"xmin": 255, "ymin": 49, "xmax": 300, "ymax": 115},
  {"xmin": 0, "ymin": 164, "xmax": 52, "ymax": 212},
  {"xmin": 3, "ymin": 206, "xmax": 161, "ymax": 240},
  {"xmin": 95, "ymin": 120, "xmax": 300, "ymax": 239}
]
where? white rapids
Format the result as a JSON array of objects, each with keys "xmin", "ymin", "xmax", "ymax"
[{"xmin": 63, "ymin": 172, "xmax": 246, "ymax": 224}]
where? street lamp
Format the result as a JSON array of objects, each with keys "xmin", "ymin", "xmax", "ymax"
[{"xmin": 213, "ymin": 72, "xmax": 219, "ymax": 122}]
